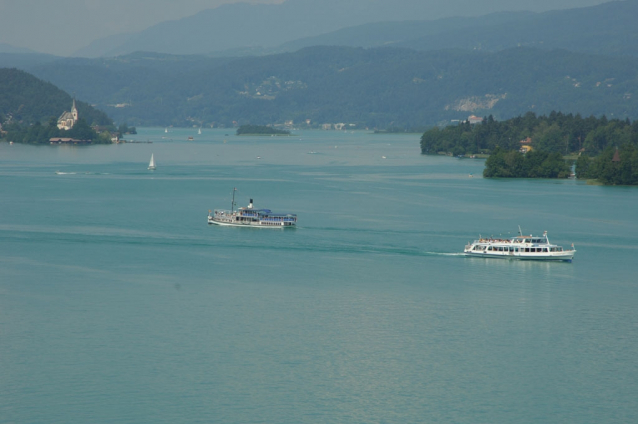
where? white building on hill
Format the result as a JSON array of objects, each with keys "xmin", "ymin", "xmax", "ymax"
[{"xmin": 57, "ymin": 99, "xmax": 78, "ymax": 130}]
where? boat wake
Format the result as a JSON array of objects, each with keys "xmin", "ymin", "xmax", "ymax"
[{"xmin": 55, "ymin": 172, "xmax": 110, "ymax": 175}]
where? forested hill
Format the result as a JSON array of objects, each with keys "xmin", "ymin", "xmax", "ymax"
[
  {"xmin": 25, "ymin": 46, "xmax": 638, "ymax": 128},
  {"xmin": 281, "ymin": 0, "xmax": 638, "ymax": 57},
  {"xmin": 0, "ymin": 68, "xmax": 112, "ymax": 126}
]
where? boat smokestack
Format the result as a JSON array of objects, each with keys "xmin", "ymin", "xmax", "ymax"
[{"xmin": 248, "ymin": 199, "xmax": 253, "ymax": 209}]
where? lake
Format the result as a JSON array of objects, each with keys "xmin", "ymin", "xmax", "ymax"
[{"xmin": 1, "ymin": 127, "xmax": 637, "ymax": 423}]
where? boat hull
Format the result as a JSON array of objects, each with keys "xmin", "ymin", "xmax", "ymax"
[
  {"xmin": 464, "ymin": 251, "xmax": 575, "ymax": 262},
  {"xmin": 208, "ymin": 217, "xmax": 295, "ymax": 228}
]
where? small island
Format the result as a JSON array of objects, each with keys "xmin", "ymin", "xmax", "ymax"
[{"xmin": 236, "ymin": 125, "xmax": 291, "ymax": 136}]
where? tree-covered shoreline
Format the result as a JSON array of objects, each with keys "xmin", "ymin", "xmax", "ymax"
[
  {"xmin": 236, "ymin": 125, "xmax": 291, "ymax": 136},
  {"xmin": 2, "ymin": 118, "xmax": 111, "ymax": 144},
  {"xmin": 483, "ymin": 148, "xmax": 570, "ymax": 179},
  {"xmin": 420, "ymin": 112, "xmax": 638, "ymax": 157},
  {"xmin": 422, "ymin": 112, "xmax": 638, "ymax": 185},
  {"xmin": 576, "ymin": 145, "xmax": 638, "ymax": 185}
]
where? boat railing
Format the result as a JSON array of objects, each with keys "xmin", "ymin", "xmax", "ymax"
[
  {"xmin": 471, "ymin": 238, "xmax": 513, "ymax": 244},
  {"xmin": 213, "ymin": 209, "xmax": 236, "ymax": 216}
]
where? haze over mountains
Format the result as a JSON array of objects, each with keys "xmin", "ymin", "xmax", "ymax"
[
  {"xmin": 280, "ymin": 0, "xmax": 638, "ymax": 57},
  {"xmin": 73, "ymin": 0, "xmax": 610, "ymax": 58},
  {"xmin": 1, "ymin": 0, "xmax": 637, "ymax": 129}
]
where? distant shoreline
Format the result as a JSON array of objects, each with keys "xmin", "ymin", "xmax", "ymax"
[{"xmin": 236, "ymin": 133, "xmax": 294, "ymax": 137}]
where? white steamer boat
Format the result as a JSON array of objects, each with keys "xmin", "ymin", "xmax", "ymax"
[
  {"xmin": 208, "ymin": 188, "xmax": 297, "ymax": 228},
  {"xmin": 464, "ymin": 228, "xmax": 575, "ymax": 262}
]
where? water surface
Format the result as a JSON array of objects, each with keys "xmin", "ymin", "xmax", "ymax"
[{"xmin": 1, "ymin": 128, "xmax": 637, "ymax": 423}]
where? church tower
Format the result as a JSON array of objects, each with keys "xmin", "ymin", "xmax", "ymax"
[
  {"xmin": 57, "ymin": 98, "xmax": 80, "ymax": 130},
  {"xmin": 71, "ymin": 98, "xmax": 78, "ymax": 123}
]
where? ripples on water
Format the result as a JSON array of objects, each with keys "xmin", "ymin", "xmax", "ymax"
[{"xmin": 1, "ymin": 129, "xmax": 637, "ymax": 423}]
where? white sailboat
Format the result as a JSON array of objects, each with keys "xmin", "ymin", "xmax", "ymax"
[
  {"xmin": 148, "ymin": 154, "xmax": 156, "ymax": 170},
  {"xmin": 198, "ymin": 127, "xmax": 202, "ymax": 135},
  {"xmin": 164, "ymin": 128, "xmax": 168, "ymax": 133}
]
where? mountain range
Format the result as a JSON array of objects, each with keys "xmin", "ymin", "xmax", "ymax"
[
  {"xmin": 15, "ymin": 46, "xmax": 637, "ymax": 128},
  {"xmin": 2, "ymin": 0, "xmax": 637, "ymax": 129},
  {"xmin": 280, "ymin": 0, "xmax": 638, "ymax": 57},
  {"xmin": 72, "ymin": 0, "xmax": 617, "ymax": 58}
]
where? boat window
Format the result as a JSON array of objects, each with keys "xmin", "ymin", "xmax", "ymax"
[
  {"xmin": 515, "ymin": 248, "xmax": 519, "ymax": 252},
  {"xmin": 543, "ymin": 248, "xmax": 548, "ymax": 252}
]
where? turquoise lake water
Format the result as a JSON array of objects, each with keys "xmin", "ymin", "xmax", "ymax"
[{"xmin": 1, "ymin": 128, "xmax": 637, "ymax": 423}]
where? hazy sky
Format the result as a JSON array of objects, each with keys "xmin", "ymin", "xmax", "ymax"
[
  {"xmin": 0, "ymin": 0, "xmax": 280, "ymax": 55},
  {"xmin": 0, "ymin": 0, "xmax": 609, "ymax": 56}
]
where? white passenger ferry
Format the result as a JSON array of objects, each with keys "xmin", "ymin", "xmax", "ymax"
[
  {"xmin": 208, "ymin": 189, "xmax": 297, "ymax": 228},
  {"xmin": 464, "ymin": 229, "xmax": 575, "ymax": 262}
]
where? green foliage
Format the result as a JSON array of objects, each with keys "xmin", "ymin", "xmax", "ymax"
[
  {"xmin": 118, "ymin": 123, "xmax": 137, "ymax": 135},
  {"xmin": 3, "ymin": 118, "xmax": 107, "ymax": 144},
  {"xmin": 236, "ymin": 125, "xmax": 290, "ymax": 135},
  {"xmin": 0, "ymin": 68, "xmax": 112, "ymax": 127},
  {"xmin": 575, "ymin": 145, "xmax": 638, "ymax": 185},
  {"xmin": 421, "ymin": 112, "xmax": 637, "ymax": 156},
  {"xmin": 483, "ymin": 147, "xmax": 570, "ymax": 179},
  {"xmin": 0, "ymin": 68, "xmax": 113, "ymax": 144}
]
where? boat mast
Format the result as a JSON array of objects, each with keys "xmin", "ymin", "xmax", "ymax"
[{"xmin": 231, "ymin": 187, "xmax": 236, "ymax": 213}]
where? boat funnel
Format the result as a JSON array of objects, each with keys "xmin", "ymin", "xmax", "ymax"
[{"xmin": 248, "ymin": 199, "xmax": 253, "ymax": 209}]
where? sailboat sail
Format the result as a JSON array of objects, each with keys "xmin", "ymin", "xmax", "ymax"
[{"xmin": 148, "ymin": 154, "xmax": 156, "ymax": 170}]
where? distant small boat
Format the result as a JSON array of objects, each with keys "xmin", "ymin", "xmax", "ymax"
[
  {"xmin": 381, "ymin": 156, "xmax": 386, "ymax": 159},
  {"xmin": 164, "ymin": 128, "xmax": 168, "ymax": 133},
  {"xmin": 148, "ymin": 154, "xmax": 156, "ymax": 170},
  {"xmin": 308, "ymin": 151, "xmax": 317, "ymax": 154},
  {"xmin": 188, "ymin": 136, "xmax": 194, "ymax": 140},
  {"xmin": 198, "ymin": 127, "xmax": 202, "ymax": 135}
]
